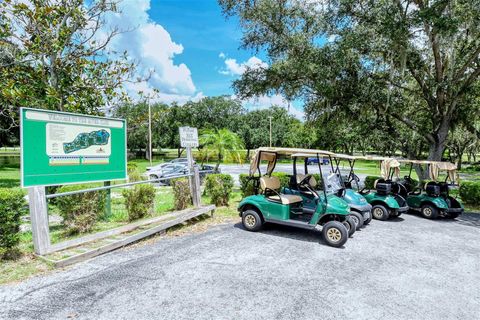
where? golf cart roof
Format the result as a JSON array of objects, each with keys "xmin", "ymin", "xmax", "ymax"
[
  {"xmin": 249, "ymin": 147, "xmax": 334, "ymax": 176},
  {"xmin": 333, "ymin": 153, "xmax": 365, "ymax": 160},
  {"xmin": 356, "ymin": 155, "xmax": 392, "ymax": 161},
  {"xmin": 291, "ymin": 151, "xmax": 333, "ymax": 158}
]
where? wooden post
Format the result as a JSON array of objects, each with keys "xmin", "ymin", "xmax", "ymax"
[
  {"xmin": 104, "ymin": 181, "xmax": 111, "ymax": 218},
  {"xmin": 186, "ymin": 147, "xmax": 200, "ymax": 207},
  {"xmin": 28, "ymin": 186, "xmax": 51, "ymax": 255}
]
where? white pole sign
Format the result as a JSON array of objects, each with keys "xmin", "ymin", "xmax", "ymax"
[{"xmin": 179, "ymin": 127, "xmax": 199, "ymax": 148}]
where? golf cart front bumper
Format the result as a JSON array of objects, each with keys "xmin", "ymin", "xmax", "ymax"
[
  {"xmin": 446, "ymin": 207, "xmax": 464, "ymax": 214},
  {"xmin": 397, "ymin": 206, "xmax": 409, "ymax": 213},
  {"xmin": 349, "ymin": 204, "xmax": 372, "ymax": 220}
]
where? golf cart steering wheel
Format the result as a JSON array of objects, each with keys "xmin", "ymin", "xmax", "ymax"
[{"xmin": 299, "ymin": 174, "xmax": 313, "ymax": 187}]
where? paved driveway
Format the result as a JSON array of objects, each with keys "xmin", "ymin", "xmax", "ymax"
[{"xmin": 1, "ymin": 213, "xmax": 479, "ymax": 320}]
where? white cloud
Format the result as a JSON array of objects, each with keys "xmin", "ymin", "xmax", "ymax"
[
  {"xmin": 218, "ymin": 52, "xmax": 226, "ymax": 59},
  {"xmin": 101, "ymin": 0, "xmax": 200, "ymax": 102},
  {"xmin": 219, "ymin": 56, "xmax": 268, "ymax": 76}
]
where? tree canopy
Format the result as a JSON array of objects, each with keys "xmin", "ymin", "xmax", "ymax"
[{"xmin": 219, "ymin": 0, "xmax": 480, "ymax": 162}]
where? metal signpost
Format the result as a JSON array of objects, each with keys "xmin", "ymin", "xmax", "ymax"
[
  {"xmin": 179, "ymin": 127, "xmax": 201, "ymax": 207},
  {"xmin": 21, "ymin": 108, "xmax": 127, "ymax": 254}
]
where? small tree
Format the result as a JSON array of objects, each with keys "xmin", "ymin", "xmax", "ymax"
[{"xmin": 200, "ymin": 128, "xmax": 244, "ymax": 170}]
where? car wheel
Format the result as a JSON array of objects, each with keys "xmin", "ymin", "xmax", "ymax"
[
  {"xmin": 149, "ymin": 175, "xmax": 158, "ymax": 181},
  {"xmin": 342, "ymin": 216, "xmax": 356, "ymax": 237},
  {"xmin": 421, "ymin": 204, "xmax": 438, "ymax": 219},
  {"xmin": 349, "ymin": 211, "xmax": 364, "ymax": 229},
  {"xmin": 372, "ymin": 204, "xmax": 389, "ymax": 221},
  {"xmin": 242, "ymin": 210, "xmax": 263, "ymax": 231},
  {"xmin": 322, "ymin": 221, "xmax": 348, "ymax": 247}
]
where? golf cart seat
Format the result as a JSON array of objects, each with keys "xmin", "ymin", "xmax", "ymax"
[
  {"xmin": 374, "ymin": 179, "xmax": 392, "ymax": 195},
  {"xmin": 425, "ymin": 182, "xmax": 440, "ymax": 197},
  {"xmin": 260, "ymin": 176, "xmax": 303, "ymax": 205}
]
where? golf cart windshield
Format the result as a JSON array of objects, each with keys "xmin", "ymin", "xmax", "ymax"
[{"xmin": 291, "ymin": 152, "xmax": 342, "ymax": 195}]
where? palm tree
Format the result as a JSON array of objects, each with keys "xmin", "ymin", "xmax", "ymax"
[{"xmin": 199, "ymin": 128, "xmax": 245, "ymax": 171}]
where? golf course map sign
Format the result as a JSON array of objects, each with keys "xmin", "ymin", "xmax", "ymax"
[{"xmin": 21, "ymin": 108, "xmax": 127, "ymax": 187}]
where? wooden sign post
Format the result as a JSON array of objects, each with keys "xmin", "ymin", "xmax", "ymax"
[{"xmin": 179, "ymin": 127, "xmax": 201, "ymax": 207}]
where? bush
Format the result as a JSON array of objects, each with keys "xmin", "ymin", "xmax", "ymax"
[
  {"xmin": 171, "ymin": 178, "xmax": 192, "ymax": 210},
  {"xmin": 127, "ymin": 162, "xmax": 138, "ymax": 174},
  {"xmin": 364, "ymin": 176, "xmax": 381, "ymax": 190},
  {"xmin": 0, "ymin": 188, "xmax": 26, "ymax": 259},
  {"xmin": 122, "ymin": 183, "xmax": 156, "ymax": 221},
  {"xmin": 205, "ymin": 174, "xmax": 234, "ymax": 206},
  {"xmin": 56, "ymin": 184, "xmax": 107, "ymax": 234},
  {"xmin": 459, "ymin": 182, "xmax": 480, "ymax": 205},
  {"xmin": 239, "ymin": 174, "xmax": 256, "ymax": 197}
]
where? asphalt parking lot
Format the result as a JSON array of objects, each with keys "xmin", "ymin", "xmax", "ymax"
[{"xmin": 1, "ymin": 213, "xmax": 479, "ymax": 320}]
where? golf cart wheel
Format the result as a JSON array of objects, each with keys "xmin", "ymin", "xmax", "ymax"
[
  {"xmin": 242, "ymin": 210, "xmax": 263, "ymax": 231},
  {"xmin": 349, "ymin": 212, "xmax": 364, "ymax": 229},
  {"xmin": 421, "ymin": 204, "xmax": 438, "ymax": 219},
  {"xmin": 372, "ymin": 205, "xmax": 389, "ymax": 221},
  {"xmin": 322, "ymin": 221, "xmax": 348, "ymax": 247},
  {"xmin": 342, "ymin": 217, "xmax": 356, "ymax": 237},
  {"xmin": 363, "ymin": 213, "xmax": 372, "ymax": 225}
]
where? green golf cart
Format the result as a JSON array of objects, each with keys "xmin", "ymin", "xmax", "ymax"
[
  {"xmin": 358, "ymin": 157, "xmax": 409, "ymax": 220},
  {"xmin": 331, "ymin": 153, "xmax": 373, "ymax": 226},
  {"xmin": 238, "ymin": 147, "xmax": 352, "ymax": 247},
  {"xmin": 398, "ymin": 160, "xmax": 464, "ymax": 219},
  {"xmin": 282, "ymin": 151, "xmax": 370, "ymax": 231}
]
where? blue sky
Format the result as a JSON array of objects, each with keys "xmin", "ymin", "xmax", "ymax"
[
  {"xmin": 148, "ymin": 0, "xmax": 252, "ymax": 96},
  {"xmin": 104, "ymin": 0, "xmax": 304, "ymax": 118}
]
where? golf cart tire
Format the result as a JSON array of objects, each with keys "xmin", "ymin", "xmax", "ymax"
[
  {"xmin": 322, "ymin": 221, "xmax": 348, "ymax": 247},
  {"xmin": 242, "ymin": 210, "xmax": 263, "ymax": 232},
  {"xmin": 363, "ymin": 213, "xmax": 372, "ymax": 225},
  {"xmin": 421, "ymin": 204, "xmax": 438, "ymax": 219},
  {"xmin": 342, "ymin": 216, "xmax": 356, "ymax": 237},
  {"xmin": 372, "ymin": 204, "xmax": 389, "ymax": 221},
  {"xmin": 349, "ymin": 211, "xmax": 364, "ymax": 229}
]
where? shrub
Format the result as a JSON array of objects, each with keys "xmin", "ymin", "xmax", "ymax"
[
  {"xmin": 459, "ymin": 182, "xmax": 480, "ymax": 205},
  {"xmin": 127, "ymin": 162, "xmax": 138, "ymax": 174},
  {"xmin": 205, "ymin": 174, "xmax": 234, "ymax": 206},
  {"xmin": 0, "ymin": 188, "xmax": 26, "ymax": 259},
  {"xmin": 171, "ymin": 178, "xmax": 192, "ymax": 210},
  {"xmin": 56, "ymin": 184, "xmax": 107, "ymax": 234},
  {"xmin": 122, "ymin": 183, "xmax": 156, "ymax": 221},
  {"xmin": 364, "ymin": 176, "xmax": 382, "ymax": 190},
  {"xmin": 239, "ymin": 174, "xmax": 256, "ymax": 197}
]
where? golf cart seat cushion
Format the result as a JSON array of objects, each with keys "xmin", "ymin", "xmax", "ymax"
[
  {"xmin": 267, "ymin": 194, "xmax": 304, "ymax": 205},
  {"xmin": 260, "ymin": 176, "xmax": 303, "ymax": 205},
  {"xmin": 295, "ymin": 174, "xmax": 318, "ymax": 188},
  {"xmin": 260, "ymin": 176, "xmax": 281, "ymax": 191}
]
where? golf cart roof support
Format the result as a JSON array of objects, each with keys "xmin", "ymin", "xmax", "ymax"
[
  {"xmin": 398, "ymin": 159, "xmax": 458, "ymax": 184},
  {"xmin": 249, "ymin": 147, "xmax": 335, "ymax": 176}
]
